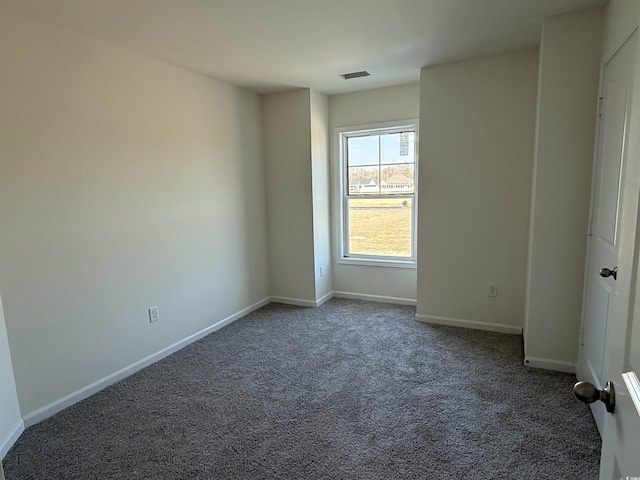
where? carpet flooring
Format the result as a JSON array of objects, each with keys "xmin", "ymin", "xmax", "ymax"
[{"xmin": 3, "ymin": 299, "xmax": 601, "ymax": 479}]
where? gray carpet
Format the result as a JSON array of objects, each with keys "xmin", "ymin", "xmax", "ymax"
[{"xmin": 3, "ymin": 299, "xmax": 601, "ymax": 479}]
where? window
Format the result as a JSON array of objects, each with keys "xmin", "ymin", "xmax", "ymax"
[{"xmin": 336, "ymin": 120, "xmax": 418, "ymax": 267}]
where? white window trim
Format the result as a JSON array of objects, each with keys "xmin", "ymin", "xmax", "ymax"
[{"xmin": 334, "ymin": 119, "xmax": 419, "ymax": 269}]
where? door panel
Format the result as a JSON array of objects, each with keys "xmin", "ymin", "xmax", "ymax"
[
  {"xmin": 595, "ymin": 79, "xmax": 626, "ymax": 247},
  {"xmin": 580, "ymin": 28, "xmax": 640, "ymax": 480},
  {"xmin": 582, "ymin": 276, "xmax": 610, "ymax": 383},
  {"xmin": 578, "ymin": 32, "xmax": 636, "ymax": 435},
  {"xmin": 599, "ymin": 251, "xmax": 640, "ymax": 479}
]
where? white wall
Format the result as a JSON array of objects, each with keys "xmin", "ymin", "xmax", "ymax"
[
  {"xmin": 0, "ymin": 293, "xmax": 22, "ymax": 458},
  {"xmin": 329, "ymin": 84, "xmax": 420, "ymax": 302},
  {"xmin": 417, "ymin": 50, "xmax": 538, "ymax": 332},
  {"xmin": 263, "ymin": 89, "xmax": 316, "ymax": 305},
  {"xmin": 0, "ymin": 9, "xmax": 269, "ymax": 419},
  {"xmin": 603, "ymin": 0, "xmax": 640, "ymax": 63},
  {"xmin": 263, "ymin": 88, "xmax": 332, "ymax": 306},
  {"xmin": 310, "ymin": 91, "xmax": 332, "ymax": 302},
  {"xmin": 524, "ymin": 9, "xmax": 604, "ymax": 371}
]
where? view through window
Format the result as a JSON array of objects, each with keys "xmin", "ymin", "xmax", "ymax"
[{"xmin": 340, "ymin": 122, "xmax": 417, "ymax": 264}]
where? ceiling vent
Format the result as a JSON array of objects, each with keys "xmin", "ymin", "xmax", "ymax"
[{"xmin": 339, "ymin": 71, "xmax": 370, "ymax": 80}]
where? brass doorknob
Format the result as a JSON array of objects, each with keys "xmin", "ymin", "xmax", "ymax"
[{"xmin": 573, "ymin": 381, "xmax": 615, "ymax": 413}]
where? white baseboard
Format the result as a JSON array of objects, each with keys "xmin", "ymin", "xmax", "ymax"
[
  {"xmin": 271, "ymin": 292, "xmax": 416, "ymax": 307},
  {"xmin": 415, "ymin": 314, "xmax": 522, "ymax": 335},
  {"xmin": 524, "ymin": 356, "xmax": 576, "ymax": 373},
  {"xmin": 270, "ymin": 296, "xmax": 318, "ymax": 308},
  {"xmin": 22, "ymin": 296, "xmax": 271, "ymax": 427},
  {"xmin": 0, "ymin": 419, "xmax": 24, "ymax": 459},
  {"xmin": 332, "ymin": 291, "xmax": 416, "ymax": 306},
  {"xmin": 315, "ymin": 292, "xmax": 333, "ymax": 307}
]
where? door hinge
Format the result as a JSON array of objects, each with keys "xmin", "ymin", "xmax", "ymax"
[
  {"xmin": 579, "ymin": 328, "xmax": 586, "ymax": 346},
  {"xmin": 597, "ymin": 96, "xmax": 604, "ymax": 117}
]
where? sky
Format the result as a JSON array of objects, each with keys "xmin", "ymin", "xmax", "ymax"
[{"xmin": 347, "ymin": 132, "xmax": 415, "ymax": 166}]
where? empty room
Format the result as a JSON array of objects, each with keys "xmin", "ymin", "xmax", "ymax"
[{"xmin": 1, "ymin": 0, "xmax": 639, "ymax": 478}]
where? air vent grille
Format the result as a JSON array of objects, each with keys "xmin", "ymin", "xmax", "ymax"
[{"xmin": 339, "ymin": 71, "xmax": 370, "ymax": 80}]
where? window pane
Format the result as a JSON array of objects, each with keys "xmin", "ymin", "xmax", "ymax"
[
  {"xmin": 381, "ymin": 164, "xmax": 414, "ymax": 194},
  {"xmin": 380, "ymin": 132, "xmax": 415, "ymax": 164},
  {"xmin": 347, "ymin": 197, "xmax": 413, "ymax": 257},
  {"xmin": 348, "ymin": 167, "xmax": 380, "ymax": 194},
  {"xmin": 347, "ymin": 136, "xmax": 379, "ymax": 166}
]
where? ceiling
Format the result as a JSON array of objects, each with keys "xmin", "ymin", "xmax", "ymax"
[{"xmin": 2, "ymin": 0, "xmax": 607, "ymax": 95}]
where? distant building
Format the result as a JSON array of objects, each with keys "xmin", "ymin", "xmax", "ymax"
[
  {"xmin": 381, "ymin": 173, "xmax": 413, "ymax": 192},
  {"xmin": 349, "ymin": 177, "xmax": 378, "ymax": 193}
]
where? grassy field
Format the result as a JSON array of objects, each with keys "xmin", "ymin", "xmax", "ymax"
[{"xmin": 348, "ymin": 198, "xmax": 412, "ymax": 257}]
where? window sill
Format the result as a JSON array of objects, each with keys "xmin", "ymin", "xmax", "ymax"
[{"xmin": 337, "ymin": 257, "xmax": 417, "ymax": 269}]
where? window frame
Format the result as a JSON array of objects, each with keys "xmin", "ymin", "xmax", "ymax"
[{"xmin": 335, "ymin": 119, "xmax": 419, "ymax": 268}]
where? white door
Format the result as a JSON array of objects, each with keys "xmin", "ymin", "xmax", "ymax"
[
  {"xmin": 597, "ymin": 28, "xmax": 640, "ymax": 480},
  {"xmin": 575, "ymin": 27, "xmax": 640, "ymax": 479},
  {"xmin": 577, "ymin": 31, "xmax": 637, "ymax": 434},
  {"xmin": 598, "ymin": 231, "xmax": 640, "ymax": 477}
]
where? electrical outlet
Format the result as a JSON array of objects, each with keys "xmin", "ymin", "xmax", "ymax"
[
  {"xmin": 148, "ymin": 305, "xmax": 159, "ymax": 323},
  {"xmin": 320, "ymin": 265, "xmax": 325, "ymax": 277},
  {"xmin": 488, "ymin": 284, "xmax": 498, "ymax": 297}
]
